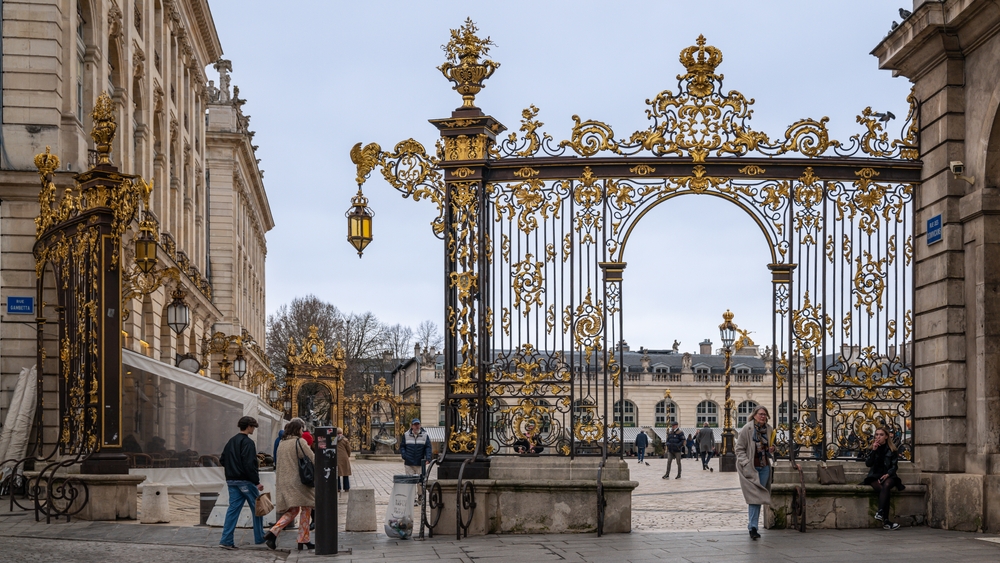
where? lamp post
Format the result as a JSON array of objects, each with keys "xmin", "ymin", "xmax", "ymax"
[{"xmin": 719, "ymin": 309, "xmax": 737, "ymax": 472}]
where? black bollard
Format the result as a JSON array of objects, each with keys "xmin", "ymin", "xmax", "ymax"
[{"xmin": 313, "ymin": 426, "xmax": 338, "ymax": 555}]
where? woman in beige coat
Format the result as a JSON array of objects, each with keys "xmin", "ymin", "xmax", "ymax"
[
  {"xmin": 262, "ymin": 418, "xmax": 315, "ymax": 551},
  {"xmin": 735, "ymin": 405, "xmax": 774, "ymax": 541},
  {"xmin": 337, "ymin": 428, "xmax": 352, "ymax": 493}
]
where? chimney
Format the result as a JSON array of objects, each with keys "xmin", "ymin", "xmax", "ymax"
[
  {"xmin": 619, "ymin": 339, "xmax": 630, "ymax": 352},
  {"xmin": 700, "ymin": 339, "xmax": 713, "ymax": 355},
  {"xmin": 414, "ymin": 343, "xmax": 422, "ymax": 358}
]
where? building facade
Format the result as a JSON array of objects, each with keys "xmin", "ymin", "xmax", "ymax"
[
  {"xmin": 872, "ymin": 0, "xmax": 1000, "ymax": 531},
  {"xmin": 0, "ymin": 1, "xmax": 273, "ymax": 429}
]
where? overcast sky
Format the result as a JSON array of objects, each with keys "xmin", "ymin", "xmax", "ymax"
[{"xmin": 208, "ymin": 1, "xmax": 912, "ymax": 355}]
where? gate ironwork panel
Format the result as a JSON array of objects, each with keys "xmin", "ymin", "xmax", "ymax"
[{"xmin": 352, "ymin": 23, "xmax": 919, "ymax": 463}]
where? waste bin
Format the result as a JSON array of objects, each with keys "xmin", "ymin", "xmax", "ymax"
[
  {"xmin": 385, "ymin": 474, "xmax": 420, "ymax": 539},
  {"xmin": 199, "ymin": 492, "xmax": 219, "ymax": 526}
]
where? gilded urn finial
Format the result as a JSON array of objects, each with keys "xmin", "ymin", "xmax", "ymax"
[
  {"xmin": 678, "ymin": 35, "xmax": 723, "ymax": 98},
  {"xmin": 438, "ymin": 18, "xmax": 500, "ymax": 109},
  {"xmin": 91, "ymin": 92, "xmax": 117, "ymax": 165}
]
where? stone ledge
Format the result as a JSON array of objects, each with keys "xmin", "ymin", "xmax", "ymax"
[
  {"xmin": 772, "ymin": 483, "xmax": 928, "ymax": 496},
  {"xmin": 23, "ymin": 471, "xmax": 145, "ymax": 521}
]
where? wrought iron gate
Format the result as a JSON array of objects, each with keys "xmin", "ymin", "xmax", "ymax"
[{"xmin": 352, "ymin": 23, "xmax": 919, "ymax": 465}]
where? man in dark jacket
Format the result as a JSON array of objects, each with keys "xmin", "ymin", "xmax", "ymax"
[
  {"xmin": 662, "ymin": 422, "xmax": 685, "ymax": 479},
  {"xmin": 697, "ymin": 422, "xmax": 716, "ymax": 472},
  {"xmin": 219, "ymin": 416, "xmax": 264, "ymax": 550},
  {"xmin": 401, "ymin": 419, "xmax": 433, "ymax": 500},
  {"xmin": 635, "ymin": 429, "xmax": 650, "ymax": 465}
]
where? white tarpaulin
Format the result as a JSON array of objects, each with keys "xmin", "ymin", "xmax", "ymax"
[
  {"xmin": 0, "ymin": 365, "xmax": 37, "ymax": 468},
  {"xmin": 122, "ymin": 349, "xmax": 282, "ymax": 492}
]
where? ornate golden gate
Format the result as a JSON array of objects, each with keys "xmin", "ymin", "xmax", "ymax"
[
  {"xmin": 350, "ymin": 22, "xmax": 919, "ymax": 473},
  {"xmin": 285, "ymin": 326, "xmax": 347, "ymax": 429}
]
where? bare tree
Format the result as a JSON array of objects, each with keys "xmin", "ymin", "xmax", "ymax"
[
  {"xmin": 415, "ymin": 320, "xmax": 443, "ymax": 353},
  {"xmin": 383, "ymin": 323, "xmax": 414, "ymax": 360},
  {"xmin": 266, "ymin": 295, "xmax": 343, "ymax": 381}
]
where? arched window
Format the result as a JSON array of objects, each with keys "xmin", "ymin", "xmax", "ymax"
[
  {"xmin": 573, "ymin": 399, "xmax": 596, "ymax": 425},
  {"xmin": 655, "ymin": 400, "xmax": 677, "ymax": 427},
  {"xmin": 737, "ymin": 400, "xmax": 759, "ymax": 428},
  {"xmin": 613, "ymin": 400, "xmax": 637, "ymax": 427},
  {"xmin": 697, "ymin": 400, "xmax": 719, "ymax": 428},
  {"xmin": 778, "ymin": 401, "xmax": 798, "ymax": 425}
]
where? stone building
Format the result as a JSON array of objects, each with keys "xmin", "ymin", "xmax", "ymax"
[
  {"xmin": 0, "ymin": 0, "xmax": 273, "ymax": 426},
  {"xmin": 872, "ymin": 0, "xmax": 1000, "ymax": 531},
  {"xmin": 393, "ymin": 339, "xmax": 774, "ymax": 443}
]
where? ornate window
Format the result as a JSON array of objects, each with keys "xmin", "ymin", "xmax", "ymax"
[
  {"xmin": 655, "ymin": 400, "xmax": 677, "ymax": 427},
  {"xmin": 737, "ymin": 400, "xmax": 759, "ymax": 428},
  {"xmin": 697, "ymin": 400, "xmax": 719, "ymax": 428}
]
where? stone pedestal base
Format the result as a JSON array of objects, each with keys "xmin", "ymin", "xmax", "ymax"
[
  {"xmin": 24, "ymin": 472, "xmax": 147, "ymax": 521},
  {"xmin": 428, "ymin": 457, "xmax": 637, "ymax": 535},
  {"xmin": 345, "ymin": 488, "xmax": 376, "ymax": 531},
  {"xmin": 926, "ymin": 473, "xmax": 984, "ymax": 532},
  {"xmin": 766, "ymin": 461, "xmax": 925, "ymax": 529}
]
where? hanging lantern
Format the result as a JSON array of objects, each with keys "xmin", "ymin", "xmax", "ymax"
[
  {"xmin": 233, "ymin": 349, "xmax": 248, "ymax": 380},
  {"xmin": 134, "ymin": 220, "xmax": 158, "ymax": 274},
  {"xmin": 165, "ymin": 288, "xmax": 190, "ymax": 335},
  {"xmin": 346, "ymin": 188, "xmax": 373, "ymax": 258}
]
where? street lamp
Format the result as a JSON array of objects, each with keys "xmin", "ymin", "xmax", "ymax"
[
  {"xmin": 233, "ymin": 349, "xmax": 248, "ymax": 380},
  {"xmin": 165, "ymin": 288, "xmax": 190, "ymax": 334},
  {"xmin": 718, "ymin": 309, "xmax": 737, "ymax": 472},
  {"xmin": 346, "ymin": 187, "xmax": 373, "ymax": 258}
]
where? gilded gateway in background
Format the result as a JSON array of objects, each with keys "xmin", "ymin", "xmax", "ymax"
[
  {"xmin": 285, "ymin": 326, "xmax": 348, "ymax": 428},
  {"xmin": 351, "ymin": 23, "xmax": 919, "ymax": 467}
]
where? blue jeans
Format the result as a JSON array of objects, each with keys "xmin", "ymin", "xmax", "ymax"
[
  {"xmin": 220, "ymin": 480, "xmax": 265, "ymax": 546},
  {"xmin": 747, "ymin": 465, "xmax": 772, "ymax": 530},
  {"xmin": 637, "ymin": 447, "xmax": 646, "ymax": 463}
]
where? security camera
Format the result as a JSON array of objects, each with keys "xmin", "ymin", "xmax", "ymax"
[{"xmin": 950, "ymin": 161, "xmax": 975, "ymax": 185}]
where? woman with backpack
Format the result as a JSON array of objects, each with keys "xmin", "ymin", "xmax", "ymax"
[{"xmin": 263, "ymin": 418, "xmax": 316, "ymax": 551}]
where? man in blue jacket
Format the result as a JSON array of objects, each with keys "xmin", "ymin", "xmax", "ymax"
[
  {"xmin": 635, "ymin": 429, "xmax": 650, "ymax": 465},
  {"xmin": 401, "ymin": 419, "xmax": 432, "ymax": 500},
  {"xmin": 663, "ymin": 421, "xmax": 685, "ymax": 480}
]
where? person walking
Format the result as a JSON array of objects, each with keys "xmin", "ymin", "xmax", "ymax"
[
  {"xmin": 337, "ymin": 427, "xmax": 352, "ymax": 494},
  {"xmin": 662, "ymin": 422, "xmax": 685, "ymax": 479},
  {"xmin": 697, "ymin": 422, "xmax": 715, "ymax": 471},
  {"xmin": 635, "ymin": 429, "xmax": 650, "ymax": 465},
  {"xmin": 401, "ymin": 419, "xmax": 432, "ymax": 501},
  {"xmin": 263, "ymin": 419, "xmax": 316, "ymax": 552},
  {"xmin": 218, "ymin": 416, "xmax": 264, "ymax": 550},
  {"xmin": 736, "ymin": 406, "xmax": 774, "ymax": 540},
  {"xmin": 864, "ymin": 426, "xmax": 903, "ymax": 530},
  {"xmin": 686, "ymin": 434, "xmax": 696, "ymax": 458}
]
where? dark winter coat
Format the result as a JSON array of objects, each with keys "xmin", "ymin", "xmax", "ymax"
[
  {"xmin": 221, "ymin": 432, "xmax": 259, "ymax": 484},
  {"xmin": 634, "ymin": 431, "xmax": 649, "ymax": 449},
  {"xmin": 665, "ymin": 428, "xmax": 685, "ymax": 453},
  {"xmin": 696, "ymin": 426, "xmax": 715, "ymax": 451},
  {"xmin": 862, "ymin": 443, "xmax": 899, "ymax": 485},
  {"xmin": 400, "ymin": 429, "xmax": 432, "ymax": 467}
]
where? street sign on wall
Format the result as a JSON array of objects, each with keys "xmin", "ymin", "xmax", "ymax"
[
  {"xmin": 927, "ymin": 214, "xmax": 942, "ymax": 245},
  {"xmin": 6, "ymin": 296, "xmax": 34, "ymax": 314}
]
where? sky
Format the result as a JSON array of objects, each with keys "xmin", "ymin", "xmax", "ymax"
[{"xmin": 207, "ymin": 1, "xmax": 913, "ymax": 356}]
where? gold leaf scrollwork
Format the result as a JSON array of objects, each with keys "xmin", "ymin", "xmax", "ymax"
[
  {"xmin": 560, "ymin": 116, "xmax": 619, "ymax": 157},
  {"xmin": 629, "ymin": 164, "xmax": 656, "ymax": 176},
  {"xmin": 350, "ymin": 142, "xmax": 382, "ymax": 185},
  {"xmin": 793, "ymin": 291, "xmax": 832, "ymax": 365},
  {"xmin": 670, "ymin": 165, "xmax": 728, "ymax": 194},
  {"xmin": 904, "ymin": 310, "xmax": 913, "ymax": 340},
  {"xmin": 574, "ymin": 288, "xmax": 604, "ymax": 363},
  {"xmin": 854, "ymin": 251, "xmax": 887, "ymax": 316},
  {"xmin": 511, "ymin": 254, "xmax": 544, "ymax": 317},
  {"xmin": 739, "ymin": 165, "xmax": 766, "ymax": 176},
  {"xmin": 453, "ymin": 167, "xmax": 475, "ymax": 178},
  {"xmin": 778, "ymin": 118, "xmax": 839, "ymax": 157},
  {"xmin": 842, "ymin": 311, "xmax": 852, "ymax": 339},
  {"xmin": 513, "ymin": 105, "xmax": 549, "ymax": 157}
]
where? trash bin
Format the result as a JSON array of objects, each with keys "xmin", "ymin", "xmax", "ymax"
[
  {"xmin": 199, "ymin": 492, "xmax": 219, "ymax": 526},
  {"xmin": 384, "ymin": 474, "xmax": 420, "ymax": 539}
]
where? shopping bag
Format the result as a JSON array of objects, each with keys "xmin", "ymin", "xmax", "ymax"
[
  {"xmin": 817, "ymin": 463, "xmax": 846, "ymax": 485},
  {"xmin": 255, "ymin": 492, "xmax": 274, "ymax": 516}
]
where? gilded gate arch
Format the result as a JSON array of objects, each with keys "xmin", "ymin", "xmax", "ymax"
[
  {"xmin": 285, "ymin": 326, "xmax": 347, "ymax": 429},
  {"xmin": 351, "ymin": 22, "xmax": 920, "ymax": 467}
]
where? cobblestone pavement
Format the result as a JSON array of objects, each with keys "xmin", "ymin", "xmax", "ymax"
[{"xmin": 137, "ymin": 456, "xmax": 745, "ymax": 532}]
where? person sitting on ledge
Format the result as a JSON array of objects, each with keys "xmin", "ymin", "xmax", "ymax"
[{"xmin": 863, "ymin": 426, "xmax": 905, "ymax": 531}]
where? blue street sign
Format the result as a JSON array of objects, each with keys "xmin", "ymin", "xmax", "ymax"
[
  {"xmin": 927, "ymin": 214, "xmax": 942, "ymax": 245},
  {"xmin": 7, "ymin": 296, "xmax": 34, "ymax": 315}
]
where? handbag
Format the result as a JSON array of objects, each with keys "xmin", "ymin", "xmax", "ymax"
[
  {"xmin": 296, "ymin": 438, "xmax": 315, "ymax": 487},
  {"xmin": 255, "ymin": 492, "xmax": 273, "ymax": 516},
  {"xmin": 817, "ymin": 463, "xmax": 846, "ymax": 485}
]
